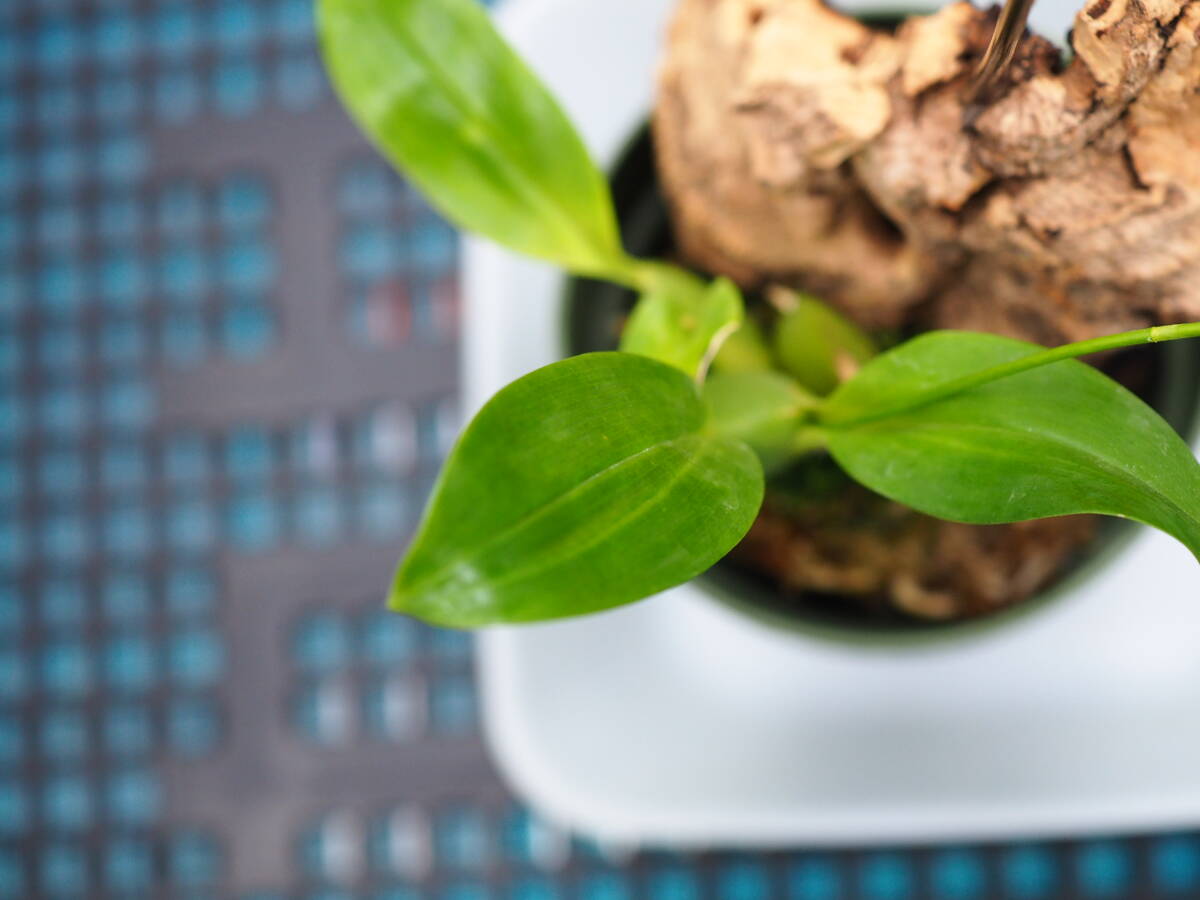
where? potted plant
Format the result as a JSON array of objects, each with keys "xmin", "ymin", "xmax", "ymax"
[{"xmin": 318, "ymin": 0, "xmax": 1200, "ymax": 844}]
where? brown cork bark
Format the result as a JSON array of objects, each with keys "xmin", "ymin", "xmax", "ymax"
[
  {"xmin": 655, "ymin": 0, "xmax": 1200, "ymax": 342},
  {"xmin": 654, "ymin": 0, "xmax": 1200, "ymax": 618}
]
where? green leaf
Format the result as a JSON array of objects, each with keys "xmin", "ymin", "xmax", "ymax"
[
  {"xmin": 619, "ymin": 277, "xmax": 744, "ymax": 380},
  {"xmin": 773, "ymin": 290, "xmax": 877, "ymax": 395},
  {"xmin": 823, "ymin": 331, "xmax": 1200, "ymax": 559},
  {"xmin": 319, "ymin": 0, "xmax": 627, "ymax": 278},
  {"xmin": 392, "ymin": 352, "xmax": 764, "ymax": 626},
  {"xmin": 713, "ymin": 317, "xmax": 774, "ymax": 374},
  {"xmin": 703, "ymin": 371, "xmax": 818, "ymax": 471}
]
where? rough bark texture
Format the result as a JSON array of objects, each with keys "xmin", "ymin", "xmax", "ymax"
[
  {"xmin": 656, "ymin": 0, "xmax": 1200, "ymax": 342},
  {"xmin": 655, "ymin": 0, "xmax": 1200, "ymax": 618}
]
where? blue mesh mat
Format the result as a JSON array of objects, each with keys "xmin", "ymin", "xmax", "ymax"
[{"xmin": 2, "ymin": 1, "xmax": 1200, "ymax": 897}]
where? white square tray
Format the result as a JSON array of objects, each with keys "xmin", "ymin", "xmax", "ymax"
[{"xmin": 468, "ymin": 0, "xmax": 1200, "ymax": 846}]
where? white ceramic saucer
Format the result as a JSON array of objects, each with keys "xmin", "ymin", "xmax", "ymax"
[{"xmin": 468, "ymin": 0, "xmax": 1200, "ymax": 846}]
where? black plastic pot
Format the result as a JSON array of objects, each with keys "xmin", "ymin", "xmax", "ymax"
[{"xmin": 565, "ymin": 127, "xmax": 1200, "ymax": 639}]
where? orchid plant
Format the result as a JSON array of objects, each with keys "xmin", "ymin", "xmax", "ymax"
[{"xmin": 319, "ymin": 0, "xmax": 1200, "ymax": 627}]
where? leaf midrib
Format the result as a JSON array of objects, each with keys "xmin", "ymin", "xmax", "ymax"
[
  {"xmin": 482, "ymin": 438, "xmax": 716, "ymax": 597},
  {"xmin": 835, "ymin": 419, "xmax": 1200, "ymax": 549},
  {"xmin": 400, "ymin": 432, "xmax": 713, "ymax": 598}
]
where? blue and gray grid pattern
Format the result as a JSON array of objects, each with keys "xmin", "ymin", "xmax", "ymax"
[{"xmin": 2, "ymin": 0, "xmax": 1200, "ymax": 897}]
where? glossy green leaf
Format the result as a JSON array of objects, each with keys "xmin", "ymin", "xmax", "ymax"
[
  {"xmin": 823, "ymin": 331, "xmax": 1200, "ymax": 559},
  {"xmin": 619, "ymin": 277, "xmax": 744, "ymax": 380},
  {"xmin": 703, "ymin": 371, "xmax": 817, "ymax": 470},
  {"xmin": 774, "ymin": 290, "xmax": 877, "ymax": 395},
  {"xmin": 392, "ymin": 353, "xmax": 764, "ymax": 626},
  {"xmin": 319, "ymin": 0, "xmax": 627, "ymax": 278}
]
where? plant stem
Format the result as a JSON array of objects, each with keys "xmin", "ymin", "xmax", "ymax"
[
  {"xmin": 607, "ymin": 257, "xmax": 715, "ymax": 298},
  {"xmin": 822, "ymin": 322, "xmax": 1200, "ymax": 427},
  {"xmin": 792, "ymin": 426, "xmax": 831, "ymax": 455},
  {"xmin": 602, "ymin": 259, "xmax": 648, "ymax": 292}
]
